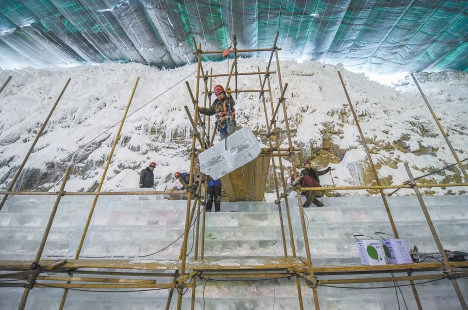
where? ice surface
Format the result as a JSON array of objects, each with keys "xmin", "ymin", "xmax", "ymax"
[{"xmin": 198, "ymin": 127, "xmax": 261, "ymax": 179}]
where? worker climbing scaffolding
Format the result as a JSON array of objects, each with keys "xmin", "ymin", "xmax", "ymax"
[{"xmin": 198, "ymin": 84, "xmax": 236, "ymax": 139}]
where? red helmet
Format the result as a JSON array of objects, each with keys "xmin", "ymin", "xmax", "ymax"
[
  {"xmin": 149, "ymin": 162, "xmax": 156, "ymax": 168},
  {"xmin": 174, "ymin": 172, "xmax": 180, "ymax": 178},
  {"xmin": 303, "ymin": 160, "xmax": 311, "ymax": 166},
  {"xmin": 214, "ymin": 84, "xmax": 224, "ymax": 95}
]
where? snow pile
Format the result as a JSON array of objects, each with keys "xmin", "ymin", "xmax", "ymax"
[{"xmin": 0, "ymin": 60, "xmax": 466, "ymax": 194}]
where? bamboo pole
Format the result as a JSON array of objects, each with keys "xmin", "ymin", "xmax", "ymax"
[
  {"xmin": 205, "ymin": 71, "xmax": 276, "ymax": 78},
  {"xmin": 269, "ymin": 53, "xmax": 306, "ymax": 309},
  {"xmin": 58, "ymin": 77, "xmax": 139, "ymax": 310},
  {"xmin": 177, "ymin": 41, "xmax": 204, "ymax": 310},
  {"xmin": 185, "ymin": 81, "xmax": 209, "ymax": 145},
  {"xmin": 259, "ymin": 31, "xmax": 279, "ymax": 99},
  {"xmin": 1, "ymin": 182, "xmax": 465, "ymax": 198},
  {"xmin": 190, "ymin": 202, "xmax": 202, "ymax": 310},
  {"xmin": 257, "ymin": 69, "xmax": 288, "ymax": 257},
  {"xmin": 338, "ymin": 71, "xmax": 423, "ymax": 309},
  {"xmin": 410, "ymin": 73, "xmax": 468, "ymax": 180},
  {"xmin": 404, "ymin": 163, "xmax": 467, "ymax": 309},
  {"xmin": 193, "ymin": 47, "xmax": 282, "ymax": 55},
  {"xmin": 338, "ymin": 71, "xmax": 399, "ymax": 235},
  {"xmin": 165, "ymin": 271, "xmax": 179, "ymax": 310},
  {"xmin": 18, "ymin": 167, "xmax": 72, "ymax": 310},
  {"xmin": 0, "ymin": 78, "xmax": 71, "ymax": 211},
  {"xmin": 3, "ymin": 258, "xmax": 467, "ymax": 274},
  {"xmin": 0, "ymin": 75, "xmax": 12, "ymax": 95}
]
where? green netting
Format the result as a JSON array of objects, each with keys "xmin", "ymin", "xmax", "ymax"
[{"xmin": 0, "ymin": 0, "xmax": 466, "ymax": 74}]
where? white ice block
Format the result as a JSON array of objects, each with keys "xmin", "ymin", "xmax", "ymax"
[{"xmin": 199, "ymin": 127, "xmax": 261, "ymax": 180}]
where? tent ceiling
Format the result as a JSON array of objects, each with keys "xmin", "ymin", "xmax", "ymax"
[{"xmin": 0, "ymin": 0, "xmax": 466, "ymax": 75}]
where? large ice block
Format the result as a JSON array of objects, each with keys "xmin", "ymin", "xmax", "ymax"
[{"xmin": 199, "ymin": 127, "xmax": 261, "ymax": 180}]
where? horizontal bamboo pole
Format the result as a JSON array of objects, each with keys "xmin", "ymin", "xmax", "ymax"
[
  {"xmin": 206, "ymin": 71, "xmax": 276, "ymax": 78},
  {"xmin": 1, "ymin": 182, "xmax": 466, "ymax": 197},
  {"xmin": 3, "ymin": 259, "xmax": 467, "ymax": 275},
  {"xmin": 37, "ymin": 275, "xmax": 157, "ymax": 284},
  {"xmin": 0, "ymin": 190, "xmax": 184, "ymax": 196},
  {"xmin": 199, "ymin": 273, "xmax": 293, "ymax": 279},
  {"xmin": 34, "ymin": 283, "xmax": 175, "ymax": 289},
  {"xmin": 300, "ymin": 182, "xmax": 468, "ymax": 192},
  {"xmin": 193, "ymin": 47, "xmax": 281, "ymax": 55}
]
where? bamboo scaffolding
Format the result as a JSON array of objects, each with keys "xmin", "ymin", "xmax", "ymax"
[
  {"xmin": 0, "ymin": 78, "xmax": 71, "ymax": 211},
  {"xmin": 18, "ymin": 167, "xmax": 73, "ymax": 310},
  {"xmin": 193, "ymin": 47, "xmax": 282, "ymax": 55},
  {"xmin": 58, "ymin": 77, "xmax": 140, "ymax": 310},
  {"xmin": 206, "ymin": 71, "xmax": 276, "ymax": 78},
  {"xmin": 0, "ymin": 182, "xmax": 466, "ymax": 198},
  {"xmin": 1, "ymin": 35, "xmax": 467, "ymax": 310},
  {"xmin": 2, "ymin": 259, "xmax": 467, "ymax": 290},
  {"xmin": 411, "ymin": 73, "xmax": 468, "ymax": 180},
  {"xmin": 2, "ymin": 258, "xmax": 467, "ymax": 274},
  {"xmin": 404, "ymin": 163, "xmax": 468, "ymax": 309},
  {"xmin": 338, "ymin": 71, "xmax": 423, "ymax": 309}
]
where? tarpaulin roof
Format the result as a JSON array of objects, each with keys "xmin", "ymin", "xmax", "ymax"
[{"xmin": 0, "ymin": 0, "xmax": 467, "ymax": 75}]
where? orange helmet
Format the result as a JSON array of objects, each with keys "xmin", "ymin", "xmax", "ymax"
[
  {"xmin": 214, "ymin": 84, "xmax": 224, "ymax": 95},
  {"xmin": 174, "ymin": 172, "xmax": 180, "ymax": 178}
]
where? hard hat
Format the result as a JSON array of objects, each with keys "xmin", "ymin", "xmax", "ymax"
[
  {"xmin": 149, "ymin": 162, "xmax": 156, "ymax": 168},
  {"xmin": 214, "ymin": 84, "xmax": 224, "ymax": 95},
  {"xmin": 174, "ymin": 172, "xmax": 180, "ymax": 178}
]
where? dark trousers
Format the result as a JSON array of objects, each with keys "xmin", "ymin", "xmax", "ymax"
[
  {"xmin": 206, "ymin": 185, "xmax": 222, "ymax": 212},
  {"xmin": 304, "ymin": 191, "xmax": 323, "ymax": 207}
]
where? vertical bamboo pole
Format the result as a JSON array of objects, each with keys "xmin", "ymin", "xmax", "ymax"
[
  {"xmin": 0, "ymin": 78, "xmax": 71, "ymax": 211},
  {"xmin": 177, "ymin": 41, "xmax": 203, "ymax": 310},
  {"xmin": 273, "ymin": 50, "xmax": 306, "ymax": 310},
  {"xmin": 58, "ymin": 77, "xmax": 139, "ymax": 310},
  {"xmin": 0, "ymin": 75, "xmax": 12, "ymax": 95},
  {"xmin": 190, "ymin": 201, "xmax": 202, "ymax": 310},
  {"xmin": 338, "ymin": 71, "xmax": 398, "ymax": 235},
  {"xmin": 165, "ymin": 271, "xmax": 179, "ymax": 310},
  {"xmin": 338, "ymin": 71, "xmax": 423, "ymax": 309},
  {"xmin": 404, "ymin": 163, "xmax": 467, "ymax": 309},
  {"xmin": 267, "ymin": 74, "xmax": 306, "ymax": 309},
  {"xmin": 257, "ymin": 68, "xmax": 288, "ymax": 257},
  {"xmin": 18, "ymin": 167, "xmax": 72, "ymax": 310},
  {"xmin": 410, "ymin": 73, "xmax": 467, "ymax": 180}
]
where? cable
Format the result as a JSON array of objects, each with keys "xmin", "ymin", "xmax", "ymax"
[
  {"xmin": 391, "ymin": 272, "xmax": 409, "ymax": 310},
  {"xmin": 202, "ymin": 279, "xmax": 207, "ymax": 310},
  {"xmin": 75, "ymin": 205, "xmax": 201, "ymax": 259},
  {"xmin": 318, "ymin": 277, "xmax": 446, "ymax": 290},
  {"xmin": 388, "ymin": 157, "xmax": 468, "ymax": 196}
]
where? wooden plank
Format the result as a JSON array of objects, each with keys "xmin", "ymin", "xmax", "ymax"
[
  {"xmin": 221, "ymin": 150, "xmax": 270, "ymax": 201},
  {"xmin": 188, "ymin": 256, "xmax": 306, "ymax": 271}
]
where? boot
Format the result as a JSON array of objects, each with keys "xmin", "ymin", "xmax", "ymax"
[{"xmin": 313, "ymin": 199, "xmax": 324, "ymax": 207}]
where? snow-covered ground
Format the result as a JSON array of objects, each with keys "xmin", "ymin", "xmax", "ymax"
[{"xmin": 0, "ymin": 59, "xmax": 466, "ymax": 195}]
